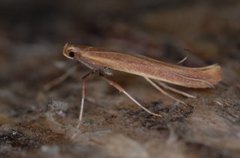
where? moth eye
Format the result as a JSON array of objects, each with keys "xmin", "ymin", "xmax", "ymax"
[{"xmin": 68, "ymin": 51, "xmax": 75, "ymax": 58}]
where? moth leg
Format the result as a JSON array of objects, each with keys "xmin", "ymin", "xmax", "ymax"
[
  {"xmin": 77, "ymin": 71, "xmax": 95, "ymax": 128},
  {"xmin": 43, "ymin": 65, "xmax": 78, "ymax": 91},
  {"xmin": 144, "ymin": 77, "xmax": 186, "ymax": 105},
  {"xmin": 101, "ymin": 76, "xmax": 162, "ymax": 117},
  {"xmin": 177, "ymin": 56, "xmax": 188, "ymax": 64},
  {"xmin": 156, "ymin": 81, "xmax": 196, "ymax": 98}
]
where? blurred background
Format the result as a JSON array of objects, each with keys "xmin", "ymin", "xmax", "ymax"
[{"xmin": 0, "ymin": 0, "xmax": 240, "ymax": 158}]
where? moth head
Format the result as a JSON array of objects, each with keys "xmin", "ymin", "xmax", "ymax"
[{"xmin": 63, "ymin": 43, "xmax": 80, "ymax": 60}]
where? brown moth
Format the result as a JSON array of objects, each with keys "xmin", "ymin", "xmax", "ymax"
[{"xmin": 63, "ymin": 43, "xmax": 221, "ymax": 127}]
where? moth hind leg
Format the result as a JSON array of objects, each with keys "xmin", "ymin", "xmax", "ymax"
[
  {"xmin": 144, "ymin": 77, "xmax": 190, "ymax": 105},
  {"xmin": 156, "ymin": 81, "xmax": 196, "ymax": 98}
]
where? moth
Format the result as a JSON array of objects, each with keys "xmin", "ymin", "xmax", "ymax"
[{"xmin": 62, "ymin": 43, "xmax": 221, "ymax": 127}]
